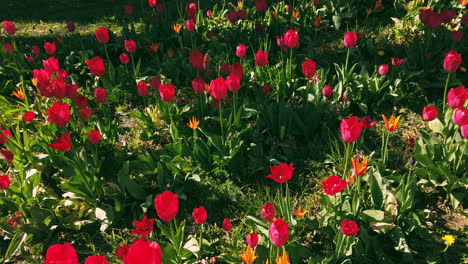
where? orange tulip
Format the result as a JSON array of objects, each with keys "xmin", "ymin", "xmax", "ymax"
[
  {"xmin": 187, "ymin": 117, "xmax": 199, "ymax": 130},
  {"xmin": 382, "ymin": 113, "xmax": 401, "ymax": 131},
  {"xmin": 241, "ymin": 246, "xmax": 257, "ymax": 264},
  {"xmin": 12, "ymin": 89, "xmax": 25, "ymax": 100},
  {"xmin": 351, "ymin": 155, "xmax": 369, "ymax": 176},
  {"xmin": 293, "ymin": 205, "xmax": 309, "ymax": 219},
  {"xmin": 172, "ymin": 24, "xmax": 182, "ymax": 33},
  {"xmin": 275, "ymin": 249, "xmax": 290, "ymax": 264}
]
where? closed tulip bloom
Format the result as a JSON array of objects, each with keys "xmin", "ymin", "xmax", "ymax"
[
  {"xmin": 210, "ymin": 77, "xmax": 227, "ymax": 100},
  {"xmin": 1, "ymin": 149, "xmax": 13, "ymax": 163},
  {"xmin": 45, "ymin": 243, "xmax": 78, "ymax": 264},
  {"xmin": 186, "ymin": 19, "xmax": 196, "ymax": 31},
  {"xmin": 192, "ymin": 206, "xmax": 207, "ymax": 224},
  {"xmin": 255, "ymin": 50, "xmax": 268, "ymax": 66},
  {"xmin": 378, "ymin": 64, "xmax": 389, "ymax": 75},
  {"xmin": 3, "ymin": 43, "xmax": 13, "ymax": 53},
  {"xmin": 261, "ymin": 201, "xmax": 275, "ymax": 221},
  {"xmin": 159, "ymin": 84, "xmax": 175, "ymax": 102},
  {"xmin": 451, "ymin": 31, "xmax": 464, "ymax": 42},
  {"xmin": 0, "ymin": 175, "xmax": 10, "ymax": 190},
  {"xmin": 189, "ymin": 50, "xmax": 204, "ymax": 70},
  {"xmin": 24, "ymin": 112, "xmax": 36, "ymax": 122},
  {"xmin": 322, "ymin": 85, "xmax": 333, "ymax": 97},
  {"xmin": 124, "ymin": 39, "xmax": 137, "ymax": 53},
  {"xmin": 270, "ymin": 218, "xmax": 289, "ymax": 247},
  {"xmin": 85, "ymin": 255, "xmax": 108, "ymax": 264},
  {"xmin": 255, "ymin": 0, "xmax": 267, "ymax": 12},
  {"xmin": 94, "ymin": 88, "xmax": 107, "ymax": 102},
  {"xmin": 124, "ymin": 239, "xmax": 162, "ymax": 264},
  {"xmin": 246, "ymin": 233, "xmax": 259, "ymax": 247},
  {"xmin": 343, "ymin": 31, "xmax": 358, "ymax": 48},
  {"xmin": 86, "ymin": 56, "xmax": 106, "ymax": 77},
  {"xmin": 443, "ymin": 50, "xmax": 462, "ymax": 72},
  {"xmin": 226, "ymin": 73, "xmax": 241, "ymax": 92},
  {"xmin": 95, "ymin": 27, "xmax": 110, "ymax": 44},
  {"xmin": 231, "ymin": 62, "xmax": 244, "ymax": 79},
  {"xmin": 447, "ymin": 86, "xmax": 467, "ymax": 109},
  {"xmin": 148, "ymin": 0, "xmax": 157, "ymax": 7},
  {"xmin": 66, "ymin": 22, "xmax": 76, "ymax": 32},
  {"xmin": 192, "ymin": 77, "xmax": 206, "ymax": 94},
  {"xmin": 154, "ymin": 190, "xmax": 179, "ymax": 222},
  {"xmin": 119, "ymin": 53, "xmax": 129, "ymax": 64},
  {"xmin": 453, "ymin": 108, "xmax": 468, "ymax": 126},
  {"xmin": 124, "ymin": 5, "xmax": 134, "ymax": 15},
  {"xmin": 222, "ymin": 218, "xmax": 232, "ymax": 231},
  {"xmin": 302, "ymin": 59, "xmax": 317, "ymax": 78},
  {"xmin": 341, "ymin": 219, "xmax": 360, "ymax": 236},
  {"xmin": 422, "ymin": 106, "xmax": 438, "ymax": 121},
  {"xmin": 2, "ymin": 21, "xmax": 16, "ymax": 35},
  {"xmin": 283, "ymin": 30, "xmax": 299, "ymax": 48},
  {"xmin": 137, "ymin": 81, "xmax": 148, "ymax": 96},
  {"xmin": 44, "ymin": 42, "xmax": 56, "ymax": 55},
  {"xmin": 340, "ymin": 116, "xmax": 362, "ymax": 143},
  {"xmin": 461, "ymin": 124, "xmax": 468, "ymax": 138},
  {"xmin": 31, "ymin": 45, "xmax": 40, "ymax": 55},
  {"xmin": 80, "ymin": 107, "xmax": 92, "ymax": 119},
  {"xmin": 150, "ymin": 76, "xmax": 161, "ymax": 90},
  {"xmin": 88, "ymin": 129, "xmax": 101, "ymax": 144},
  {"xmin": 236, "ymin": 44, "xmax": 247, "ymax": 58}
]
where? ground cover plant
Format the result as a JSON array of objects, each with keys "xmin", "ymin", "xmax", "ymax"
[{"xmin": 0, "ymin": 0, "xmax": 467, "ymax": 263}]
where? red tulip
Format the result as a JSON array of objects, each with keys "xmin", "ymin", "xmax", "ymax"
[
  {"xmin": 137, "ymin": 81, "xmax": 149, "ymax": 96},
  {"xmin": 266, "ymin": 162, "xmax": 295, "ymax": 183},
  {"xmin": 115, "ymin": 244, "xmax": 129, "ymax": 260},
  {"xmin": 192, "ymin": 206, "xmax": 207, "ymax": 224},
  {"xmin": 222, "ymin": 218, "xmax": 232, "ymax": 231},
  {"xmin": 159, "ymin": 84, "xmax": 175, "ymax": 102},
  {"xmin": 360, "ymin": 116, "xmax": 377, "ymax": 129},
  {"xmin": 27, "ymin": 56, "xmax": 34, "ymax": 62},
  {"xmin": 1, "ymin": 149, "xmax": 13, "ymax": 163},
  {"xmin": 48, "ymin": 132, "xmax": 72, "ymax": 152},
  {"xmin": 269, "ymin": 218, "xmax": 289, "ymax": 247},
  {"xmin": 189, "ymin": 50, "xmax": 204, "ymax": 70},
  {"xmin": 86, "ymin": 56, "xmax": 106, "ymax": 77},
  {"xmin": 378, "ymin": 64, "xmax": 389, "ymax": 75},
  {"xmin": 44, "ymin": 42, "xmax": 56, "ymax": 55},
  {"xmin": 186, "ymin": 19, "xmax": 196, "ymax": 31},
  {"xmin": 261, "ymin": 201, "xmax": 275, "ymax": 222},
  {"xmin": 150, "ymin": 76, "xmax": 161, "ymax": 90},
  {"xmin": 192, "ymin": 77, "xmax": 206, "ymax": 94},
  {"xmin": 45, "ymin": 243, "xmax": 79, "ymax": 264},
  {"xmin": 220, "ymin": 63, "xmax": 231, "ymax": 75},
  {"xmin": 302, "ymin": 59, "xmax": 317, "ymax": 79},
  {"xmin": 341, "ymin": 219, "xmax": 360, "ymax": 236},
  {"xmin": 120, "ymin": 53, "xmax": 129, "ymax": 64},
  {"xmin": 80, "ymin": 107, "xmax": 92, "ymax": 119},
  {"xmin": 31, "ymin": 45, "xmax": 40, "ymax": 55},
  {"xmin": 340, "ymin": 116, "xmax": 362, "ymax": 143},
  {"xmin": 276, "ymin": 35, "xmax": 285, "ymax": 47},
  {"xmin": 132, "ymin": 215, "xmax": 155, "ymax": 236},
  {"xmin": 443, "ymin": 50, "xmax": 462, "ymax": 72},
  {"xmin": 442, "ymin": 10, "xmax": 456, "ymax": 23},
  {"xmin": 422, "ymin": 106, "xmax": 438, "ymax": 121},
  {"xmin": 0, "ymin": 130, "xmax": 11, "ymax": 145},
  {"xmin": 2, "ymin": 21, "xmax": 16, "ymax": 35},
  {"xmin": 321, "ymin": 175, "xmax": 348, "ymax": 195},
  {"xmin": 84, "ymin": 255, "xmax": 109, "ymax": 264},
  {"xmin": 453, "ymin": 108, "xmax": 468, "ymax": 126},
  {"xmin": 263, "ymin": 84, "xmax": 270, "ymax": 93},
  {"xmin": 124, "ymin": 39, "xmax": 137, "ymax": 53},
  {"xmin": 154, "ymin": 190, "xmax": 179, "ymax": 222},
  {"xmin": 47, "ymin": 101, "xmax": 70, "ymax": 126},
  {"xmin": 210, "ymin": 77, "xmax": 227, "ymax": 100},
  {"xmin": 236, "ymin": 44, "xmax": 246, "ymax": 58},
  {"xmin": 322, "ymin": 85, "xmax": 333, "ymax": 97},
  {"xmin": 0, "ymin": 175, "xmax": 10, "ymax": 190},
  {"xmin": 231, "ymin": 62, "xmax": 244, "ymax": 79},
  {"xmin": 343, "ymin": 31, "xmax": 357, "ymax": 48},
  {"xmin": 74, "ymin": 95, "xmax": 88, "ymax": 108},
  {"xmin": 447, "ymin": 86, "xmax": 467, "ymax": 109},
  {"xmin": 284, "ymin": 30, "xmax": 299, "ymax": 48},
  {"xmin": 246, "ymin": 233, "xmax": 259, "ymax": 247},
  {"xmin": 148, "ymin": 0, "xmax": 157, "ymax": 7},
  {"xmin": 24, "ymin": 112, "xmax": 36, "ymax": 122},
  {"xmin": 94, "ymin": 88, "xmax": 107, "ymax": 103},
  {"xmin": 255, "ymin": 0, "xmax": 267, "ymax": 12},
  {"xmin": 95, "ymin": 27, "xmax": 110, "ymax": 44},
  {"xmin": 124, "ymin": 239, "xmax": 162, "ymax": 264},
  {"xmin": 391, "ymin": 57, "xmax": 405, "ymax": 66},
  {"xmin": 461, "ymin": 124, "xmax": 468, "ymax": 138},
  {"xmin": 66, "ymin": 22, "xmax": 76, "ymax": 32},
  {"xmin": 451, "ymin": 31, "xmax": 464, "ymax": 42},
  {"xmin": 3, "ymin": 43, "xmax": 13, "ymax": 53},
  {"xmin": 255, "ymin": 50, "xmax": 268, "ymax": 66},
  {"xmin": 43, "ymin": 57, "xmax": 60, "ymax": 74},
  {"xmin": 88, "ymin": 129, "xmax": 101, "ymax": 144},
  {"xmin": 226, "ymin": 73, "xmax": 241, "ymax": 92},
  {"xmin": 124, "ymin": 5, "xmax": 134, "ymax": 15}
]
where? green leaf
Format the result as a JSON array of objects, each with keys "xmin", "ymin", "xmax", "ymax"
[
  {"xmin": 362, "ymin": 210, "xmax": 385, "ymax": 221},
  {"xmin": 118, "ymin": 161, "xmax": 147, "ymax": 200}
]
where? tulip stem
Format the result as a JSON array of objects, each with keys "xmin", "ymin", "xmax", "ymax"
[
  {"xmin": 455, "ymin": 141, "xmax": 467, "ymax": 173},
  {"xmin": 199, "ymin": 224, "xmax": 203, "ymax": 257},
  {"xmin": 345, "ymin": 48, "xmax": 350, "ymax": 78},
  {"xmin": 443, "ymin": 72, "xmax": 450, "ymax": 113},
  {"xmin": 342, "ymin": 143, "xmax": 351, "ymax": 178},
  {"xmin": 219, "ymin": 101, "xmax": 224, "ymax": 145}
]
